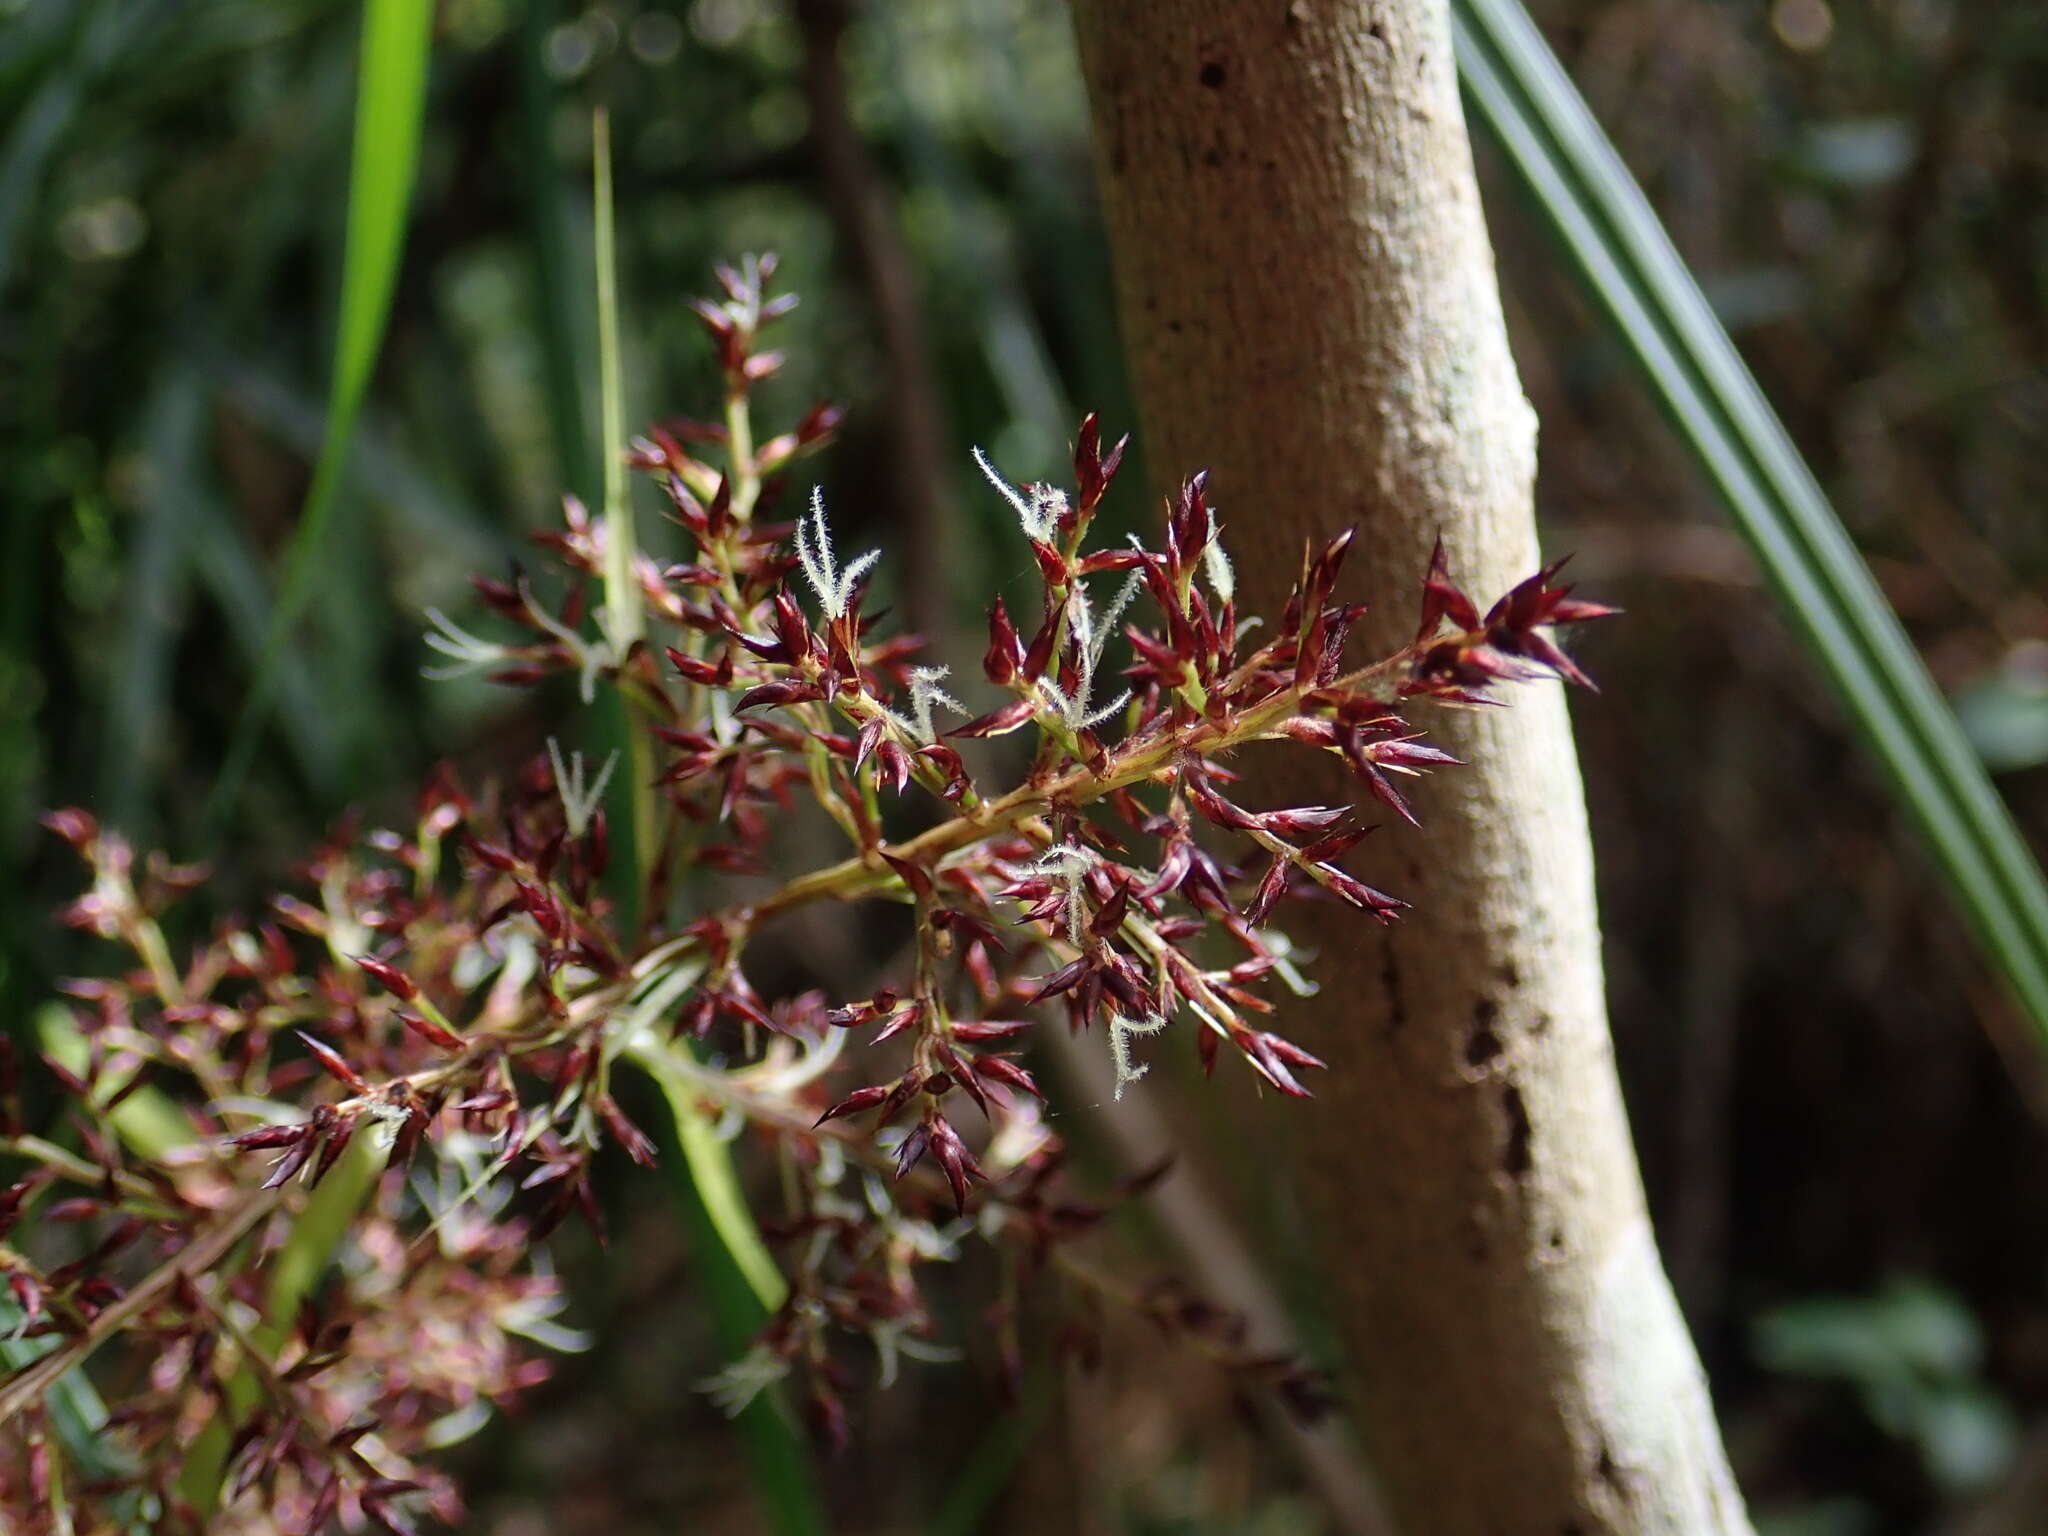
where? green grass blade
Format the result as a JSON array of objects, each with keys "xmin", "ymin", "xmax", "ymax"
[
  {"xmin": 206, "ymin": 0, "xmax": 434, "ymax": 830},
  {"xmin": 593, "ymin": 109, "xmax": 638, "ymax": 660},
  {"xmin": 590, "ymin": 108, "xmax": 655, "ymax": 916},
  {"xmin": 581, "ymin": 109, "xmax": 813, "ymax": 1522},
  {"xmin": 37, "ymin": 1004, "xmax": 190, "ymax": 1160},
  {"xmin": 636, "ymin": 1047, "xmax": 785, "ymax": 1317},
  {"xmin": 640, "ymin": 1049, "xmax": 828, "ymax": 1536},
  {"xmin": 1452, "ymin": 0, "xmax": 2048, "ymax": 1043}
]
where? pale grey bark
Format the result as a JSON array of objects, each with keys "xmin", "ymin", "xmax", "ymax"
[{"xmin": 1069, "ymin": 2, "xmax": 1752, "ymax": 1530}]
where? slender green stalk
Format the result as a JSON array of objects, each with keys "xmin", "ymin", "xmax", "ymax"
[
  {"xmin": 594, "ymin": 110, "xmax": 641, "ymax": 662},
  {"xmin": 642, "ymin": 1051, "xmax": 786, "ymax": 1313},
  {"xmin": 591, "ymin": 109, "xmax": 658, "ymax": 931},
  {"xmin": 205, "ymin": 0, "xmax": 433, "ymax": 832},
  {"xmin": 584, "ymin": 114, "xmax": 824, "ymax": 1531},
  {"xmin": 1453, "ymin": 0, "xmax": 2048, "ymax": 1045},
  {"xmin": 650, "ymin": 1051, "xmax": 829, "ymax": 1536}
]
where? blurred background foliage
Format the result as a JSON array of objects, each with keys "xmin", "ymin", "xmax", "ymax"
[{"xmin": 3, "ymin": 0, "xmax": 2047, "ymax": 1530}]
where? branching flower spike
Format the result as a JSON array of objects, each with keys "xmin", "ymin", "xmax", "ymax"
[{"xmin": 7, "ymin": 258, "xmax": 1616, "ymax": 1525}]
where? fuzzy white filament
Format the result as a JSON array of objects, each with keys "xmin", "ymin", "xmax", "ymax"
[
  {"xmin": 972, "ymin": 445, "xmax": 1066, "ymax": 545},
  {"xmin": 907, "ymin": 665, "xmax": 966, "ymax": 745},
  {"xmin": 1032, "ymin": 842, "xmax": 1097, "ymax": 945},
  {"xmin": 1037, "ymin": 674, "xmax": 1131, "ymax": 735},
  {"xmin": 1032, "ymin": 569, "xmax": 1135, "ymax": 736},
  {"xmin": 699, "ymin": 1343, "xmax": 792, "ymax": 1418},
  {"xmin": 796, "ymin": 486, "xmax": 878, "ymax": 620},
  {"xmin": 547, "ymin": 738, "xmax": 618, "ymax": 838},
  {"xmin": 1090, "ymin": 550, "xmax": 1145, "ymax": 671},
  {"xmin": 1109, "ymin": 1011, "xmax": 1168, "ymax": 1100},
  {"xmin": 421, "ymin": 609, "xmax": 508, "ymax": 680}
]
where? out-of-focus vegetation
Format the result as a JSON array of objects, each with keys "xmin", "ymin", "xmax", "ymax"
[
  {"xmin": 1460, "ymin": 0, "xmax": 2048, "ymax": 1072},
  {"xmin": 4, "ymin": 0, "xmax": 2046, "ymax": 1531}
]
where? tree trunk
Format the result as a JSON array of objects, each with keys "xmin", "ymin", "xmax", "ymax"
[{"xmin": 1070, "ymin": 3, "xmax": 1752, "ymax": 1531}]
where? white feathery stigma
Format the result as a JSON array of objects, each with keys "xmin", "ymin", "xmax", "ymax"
[
  {"xmin": 547, "ymin": 738, "xmax": 617, "ymax": 838},
  {"xmin": 796, "ymin": 486, "xmax": 878, "ymax": 620},
  {"xmin": 906, "ymin": 665, "xmax": 966, "ymax": 745},
  {"xmin": 1031, "ymin": 842, "xmax": 1097, "ymax": 945},
  {"xmin": 1030, "ymin": 564, "xmax": 1135, "ymax": 737},
  {"xmin": 1089, "ymin": 544, "xmax": 1145, "ymax": 671},
  {"xmin": 421, "ymin": 609, "xmax": 508, "ymax": 681},
  {"xmin": 1109, "ymin": 1011, "xmax": 1168, "ymax": 1101},
  {"xmin": 973, "ymin": 445, "xmax": 1066, "ymax": 545}
]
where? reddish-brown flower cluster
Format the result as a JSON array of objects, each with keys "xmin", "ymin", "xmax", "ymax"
[{"xmin": 1, "ymin": 257, "xmax": 1609, "ymax": 1531}]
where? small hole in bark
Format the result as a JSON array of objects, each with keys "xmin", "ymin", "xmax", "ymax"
[
  {"xmin": 1368, "ymin": 19, "xmax": 1388, "ymax": 44},
  {"xmin": 1199, "ymin": 59, "xmax": 1228, "ymax": 88},
  {"xmin": 1501, "ymin": 1083, "xmax": 1532, "ymax": 1177},
  {"xmin": 1547, "ymin": 1227, "xmax": 1565, "ymax": 1253},
  {"xmin": 1596, "ymin": 1441, "xmax": 1628, "ymax": 1498},
  {"xmin": 1465, "ymin": 1000, "xmax": 1504, "ymax": 1067},
  {"xmin": 1380, "ymin": 945, "xmax": 1407, "ymax": 1033},
  {"xmin": 1498, "ymin": 959, "xmax": 1521, "ymax": 990}
]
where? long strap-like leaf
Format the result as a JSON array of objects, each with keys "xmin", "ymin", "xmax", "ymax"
[
  {"xmin": 1452, "ymin": 0, "xmax": 2048, "ymax": 1043},
  {"xmin": 206, "ymin": 0, "xmax": 434, "ymax": 830}
]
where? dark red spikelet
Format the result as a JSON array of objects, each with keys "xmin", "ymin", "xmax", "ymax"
[
  {"xmin": 951, "ymin": 699, "xmax": 1036, "ymax": 740},
  {"xmin": 984, "ymin": 597, "xmax": 1022, "ymax": 685},
  {"xmin": 1241, "ymin": 1032, "xmax": 1317, "ymax": 1098},
  {"xmin": 230, "ymin": 1124, "xmax": 309, "ymax": 1152},
  {"xmin": 294, "ymin": 1031, "xmax": 368, "ymax": 1094},
  {"xmin": 893, "ymin": 1123, "xmax": 932, "ymax": 1183},
  {"xmin": 875, "ymin": 739, "xmax": 913, "ymax": 795},
  {"xmin": 816, "ymin": 1085, "xmax": 891, "ymax": 1126},
  {"xmin": 736, "ymin": 679, "xmax": 823, "ymax": 712},
  {"xmin": 41, "ymin": 808, "xmax": 98, "ymax": 852},
  {"xmin": 1074, "ymin": 412, "xmax": 1129, "ymax": 512},
  {"xmin": 597, "ymin": 1097, "xmax": 659, "ymax": 1167},
  {"xmin": 951, "ymin": 1019, "xmax": 1034, "ymax": 1044},
  {"xmin": 1416, "ymin": 536, "xmax": 1480, "ymax": 639},
  {"xmin": 970, "ymin": 1054, "xmax": 1044, "ymax": 1101},
  {"xmin": 667, "ymin": 646, "xmax": 734, "ymax": 686},
  {"xmin": 353, "ymin": 954, "xmax": 416, "ymax": 1001},
  {"xmin": 927, "ymin": 1116, "xmax": 984, "ymax": 1215}
]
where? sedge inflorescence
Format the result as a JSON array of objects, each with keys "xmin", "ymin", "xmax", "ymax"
[{"xmin": 1, "ymin": 255, "xmax": 1611, "ymax": 1531}]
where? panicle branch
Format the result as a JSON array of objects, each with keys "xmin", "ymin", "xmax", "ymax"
[{"xmin": 5, "ymin": 258, "xmax": 1613, "ymax": 1521}]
